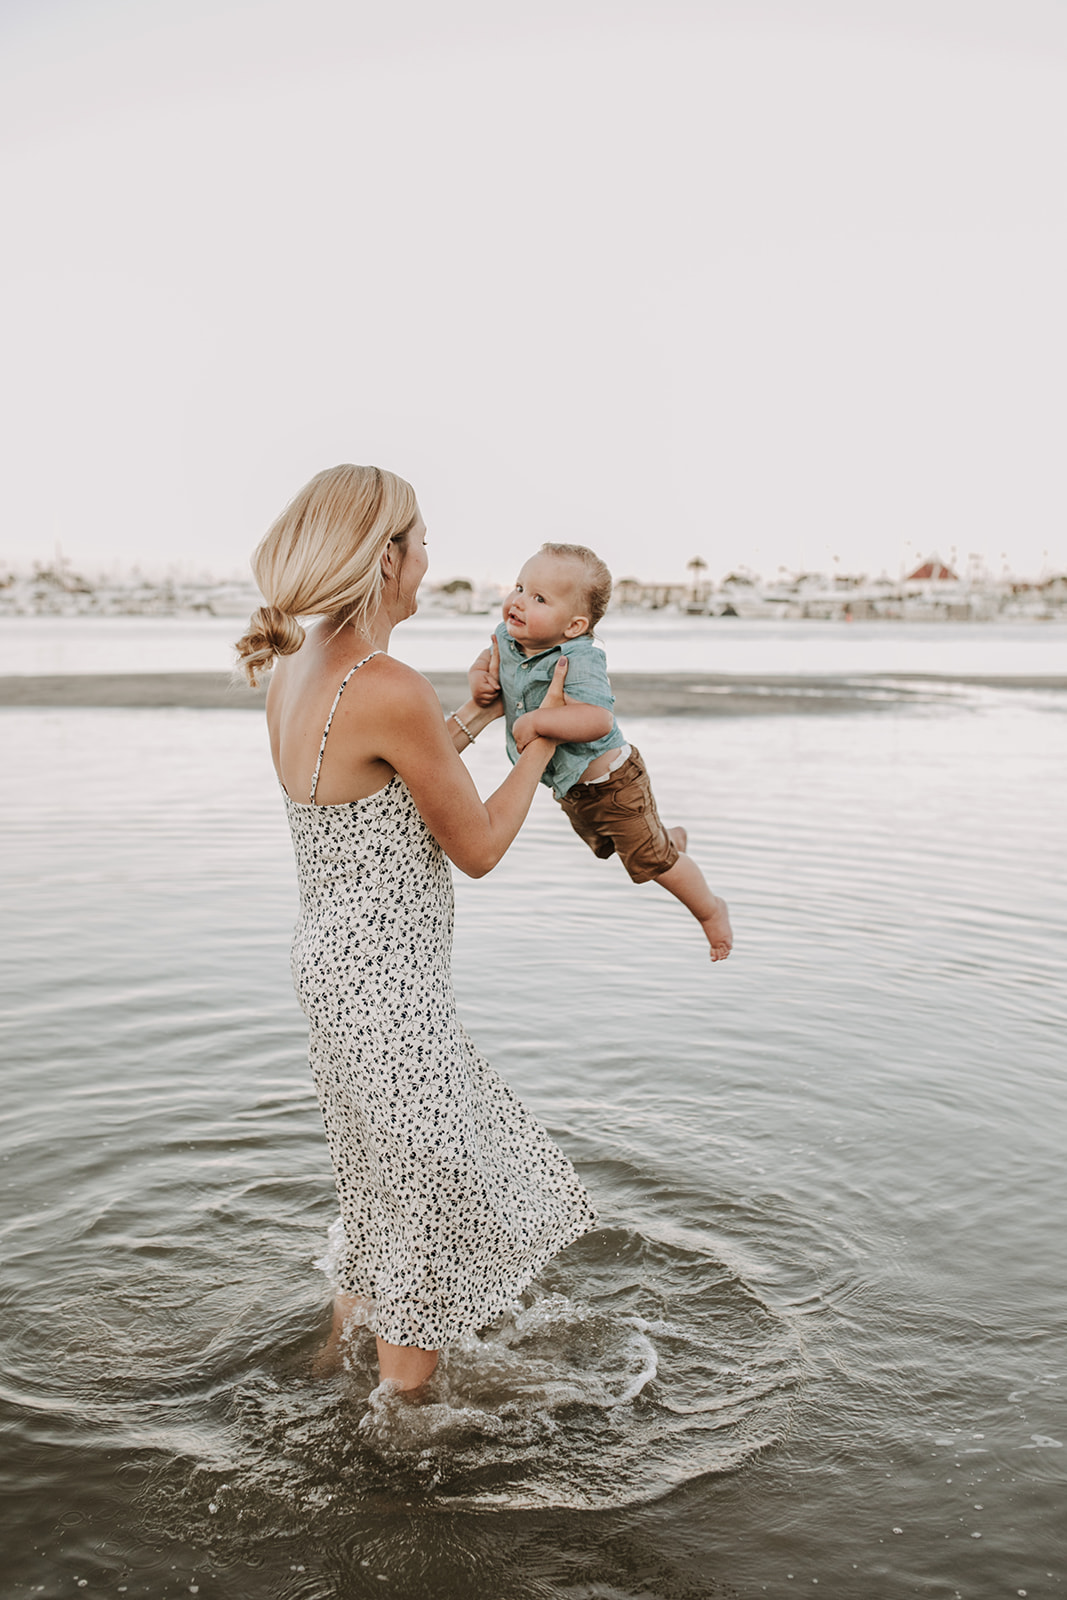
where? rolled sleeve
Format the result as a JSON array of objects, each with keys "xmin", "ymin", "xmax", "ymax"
[
  {"xmin": 555, "ymin": 641, "xmax": 615, "ymax": 710},
  {"xmin": 556, "ymin": 666, "xmax": 614, "ymax": 711}
]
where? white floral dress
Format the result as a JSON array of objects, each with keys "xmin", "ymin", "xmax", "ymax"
[{"xmin": 283, "ymin": 655, "xmax": 597, "ymax": 1348}]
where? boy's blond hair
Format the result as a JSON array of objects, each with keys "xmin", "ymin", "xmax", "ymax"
[{"xmin": 540, "ymin": 542, "xmax": 613, "ymax": 634}]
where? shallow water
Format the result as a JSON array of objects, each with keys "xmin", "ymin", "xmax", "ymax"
[
  {"xmin": 2, "ymin": 684, "xmax": 1066, "ymax": 1597},
  {"xmin": 1, "ymin": 610, "xmax": 1065, "ymax": 677}
]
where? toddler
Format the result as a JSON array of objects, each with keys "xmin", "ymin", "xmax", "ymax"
[{"xmin": 468, "ymin": 543, "xmax": 733, "ymax": 960}]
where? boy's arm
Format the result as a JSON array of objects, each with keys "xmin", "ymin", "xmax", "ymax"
[
  {"xmin": 512, "ymin": 644, "xmax": 615, "ymax": 751},
  {"xmin": 512, "ymin": 642, "xmax": 615, "ymax": 751},
  {"xmin": 468, "ymin": 634, "xmax": 502, "ymax": 708},
  {"xmin": 512, "ymin": 697, "xmax": 613, "ymax": 752}
]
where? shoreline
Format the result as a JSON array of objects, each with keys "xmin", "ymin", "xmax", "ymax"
[{"xmin": 1, "ymin": 670, "xmax": 1064, "ymax": 715}]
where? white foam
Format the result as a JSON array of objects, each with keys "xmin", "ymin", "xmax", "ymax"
[
  {"xmin": 313, "ymin": 1219, "xmax": 659, "ymax": 1418},
  {"xmin": 311, "ymin": 1215, "xmax": 347, "ymax": 1289},
  {"xmin": 301, "ymin": 1217, "xmax": 797, "ymax": 1509},
  {"xmin": 339, "ymin": 1290, "xmax": 658, "ymax": 1466}
]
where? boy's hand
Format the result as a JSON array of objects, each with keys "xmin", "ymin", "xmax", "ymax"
[
  {"xmin": 468, "ymin": 635, "xmax": 501, "ymax": 708},
  {"xmin": 512, "ymin": 710, "xmax": 538, "ymax": 752}
]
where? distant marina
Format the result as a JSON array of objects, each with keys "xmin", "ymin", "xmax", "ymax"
[{"xmin": 2, "ymin": 552, "xmax": 1066, "ymax": 623}]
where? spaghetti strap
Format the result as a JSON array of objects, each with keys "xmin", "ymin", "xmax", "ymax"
[{"xmin": 308, "ymin": 651, "xmax": 383, "ymax": 804}]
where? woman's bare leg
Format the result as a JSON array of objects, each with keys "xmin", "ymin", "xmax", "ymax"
[
  {"xmin": 314, "ymin": 1297, "xmax": 439, "ymax": 1389},
  {"xmin": 311, "ymin": 1291, "xmax": 374, "ymax": 1377},
  {"xmin": 375, "ymin": 1337, "xmax": 439, "ymax": 1390}
]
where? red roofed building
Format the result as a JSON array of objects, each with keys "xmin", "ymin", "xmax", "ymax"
[{"xmin": 906, "ymin": 558, "xmax": 958, "ymax": 581}]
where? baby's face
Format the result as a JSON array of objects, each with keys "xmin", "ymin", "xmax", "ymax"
[{"xmin": 503, "ymin": 553, "xmax": 589, "ymax": 656}]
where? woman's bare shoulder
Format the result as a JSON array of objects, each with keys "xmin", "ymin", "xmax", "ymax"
[{"xmin": 363, "ymin": 653, "xmax": 441, "ymax": 715}]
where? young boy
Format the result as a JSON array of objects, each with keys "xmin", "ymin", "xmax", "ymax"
[{"xmin": 468, "ymin": 542, "xmax": 733, "ymax": 961}]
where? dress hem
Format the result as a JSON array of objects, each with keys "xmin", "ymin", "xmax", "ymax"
[{"xmin": 339, "ymin": 1204, "xmax": 599, "ymax": 1350}]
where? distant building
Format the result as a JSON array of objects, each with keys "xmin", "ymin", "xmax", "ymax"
[
  {"xmin": 432, "ymin": 578, "xmax": 475, "ymax": 612},
  {"xmin": 905, "ymin": 558, "xmax": 958, "ymax": 582},
  {"xmin": 612, "ymin": 578, "xmax": 687, "ymax": 610}
]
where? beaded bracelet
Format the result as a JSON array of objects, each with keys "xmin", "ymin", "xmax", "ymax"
[{"xmin": 450, "ymin": 712, "xmax": 476, "ymax": 744}]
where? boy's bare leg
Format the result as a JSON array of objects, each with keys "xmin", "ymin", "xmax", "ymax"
[{"xmin": 656, "ymin": 827, "xmax": 733, "ymax": 961}]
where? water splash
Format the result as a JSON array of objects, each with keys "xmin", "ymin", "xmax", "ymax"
[{"xmin": 191, "ymin": 1217, "xmax": 805, "ymax": 1516}]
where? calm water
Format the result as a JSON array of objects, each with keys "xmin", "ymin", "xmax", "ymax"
[
  {"xmin": 2, "ymin": 675, "xmax": 1066, "ymax": 1596},
  {"xmin": 1, "ymin": 610, "xmax": 1066, "ymax": 677}
]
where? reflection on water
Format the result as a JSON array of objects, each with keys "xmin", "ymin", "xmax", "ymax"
[{"xmin": 1, "ymin": 692, "xmax": 1065, "ymax": 1597}]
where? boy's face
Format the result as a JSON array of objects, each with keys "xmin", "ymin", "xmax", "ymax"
[{"xmin": 503, "ymin": 553, "xmax": 590, "ymax": 656}]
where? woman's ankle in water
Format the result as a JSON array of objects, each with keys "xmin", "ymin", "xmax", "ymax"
[{"xmin": 375, "ymin": 1337, "xmax": 439, "ymax": 1391}]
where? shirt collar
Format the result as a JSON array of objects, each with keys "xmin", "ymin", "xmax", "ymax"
[
  {"xmin": 500, "ymin": 629, "xmax": 592, "ymax": 665},
  {"xmin": 501, "ymin": 632, "xmax": 559, "ymax": 666}
]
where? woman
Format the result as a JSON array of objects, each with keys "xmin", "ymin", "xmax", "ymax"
[{"xmin": 235, "ymin": 464, "xmax": 596, "ymax": 1393}]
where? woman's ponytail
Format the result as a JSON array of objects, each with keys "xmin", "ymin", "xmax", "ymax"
[{"xmin": 234, "ymin": 605, "xmax": 306, "ymax": 687}]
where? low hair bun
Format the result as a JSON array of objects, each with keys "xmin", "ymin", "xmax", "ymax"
[{"xmin": 234, "ymin": 605, "xmax": 306, "ymax": 687}]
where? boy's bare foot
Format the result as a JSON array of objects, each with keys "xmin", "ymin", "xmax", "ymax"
[
  {"xmin": 700, "ymin": 893, "xmax": 733, "ymax": 962},
  {"xmin": 656, "ymin": 839, "xmax": 733, "ymax": 961}
]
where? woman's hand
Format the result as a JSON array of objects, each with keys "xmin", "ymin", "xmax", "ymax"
[
  {"xmin": 513, "ymin": 656, "xmax": 569, "ymax": 752},
  {"xmin": 539, "ymin": 652, "xmax": 569, "ymax": 711},
  {"xmin": 469, "ymin": 635, "xmax": 502, "ymax": 708},
  {"xmin": 368, "ymin": 658, "xmax": 564, "ymax": 877}
]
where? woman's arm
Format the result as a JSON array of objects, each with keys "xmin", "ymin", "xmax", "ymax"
[
  {"xmin": 445, "ymin": 691, "xmax": 504, "ymax": 752},
  {"xmin": 445, "ymin": 635, "xmax": 504, "ymax": 750},
  {"xmin": 367, "ymin": 656, "xmax": 569, "ymax": 878}
]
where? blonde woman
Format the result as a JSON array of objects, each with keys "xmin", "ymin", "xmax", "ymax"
[{"xmin": 236, "ymin": 465, "xmax": 596, "ymax": 1394}]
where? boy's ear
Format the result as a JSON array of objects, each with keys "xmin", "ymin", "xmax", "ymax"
[{"xmin": 562, "ymin": 614, "xmax": 590, "ymax": 639}]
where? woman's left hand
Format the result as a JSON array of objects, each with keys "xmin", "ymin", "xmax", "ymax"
[
  {"xmin": 513, "ymin": 656, "xmax": 569, "ymax": 752},
  {"xmin": 539, "ymin": 653, "xmax": 569, "ymax": 712}
]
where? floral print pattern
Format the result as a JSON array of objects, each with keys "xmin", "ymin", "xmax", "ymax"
[{"xmin": 282, "ymin": 662, "xmax": 597, "ymax": 1348}]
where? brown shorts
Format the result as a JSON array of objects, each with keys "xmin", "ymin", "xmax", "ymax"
[{"xmin": 557, "ymin": 746, "xmax": 679, "ymax": 884}]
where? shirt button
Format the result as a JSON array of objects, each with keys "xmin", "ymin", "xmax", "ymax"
[{"xmin": 516, "ymin": 700, "xmax": 524, "ymax": 711}]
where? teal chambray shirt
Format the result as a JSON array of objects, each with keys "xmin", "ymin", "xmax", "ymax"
[{"xmin": 494, "ymin": 620, "xmax": 624, "ymax": 797}]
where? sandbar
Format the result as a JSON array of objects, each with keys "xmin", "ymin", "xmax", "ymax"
[{"xmin": 1, "ymin": 670, "xmax": 1063, "ymax": 714}]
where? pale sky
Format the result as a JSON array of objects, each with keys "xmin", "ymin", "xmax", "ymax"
[{"xmin": 1, "ymin": 0, "xmax": 1064, "ymax": 586}]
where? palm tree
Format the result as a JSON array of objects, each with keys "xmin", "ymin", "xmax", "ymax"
[{"xmin": 685, "ymin": 555, "xmax": 710, "ymax": 611}]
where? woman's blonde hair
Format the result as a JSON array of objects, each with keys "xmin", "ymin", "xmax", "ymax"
[{"xmin": 234, "ymin": 464, "xmax": 419, "ymax": 685}]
